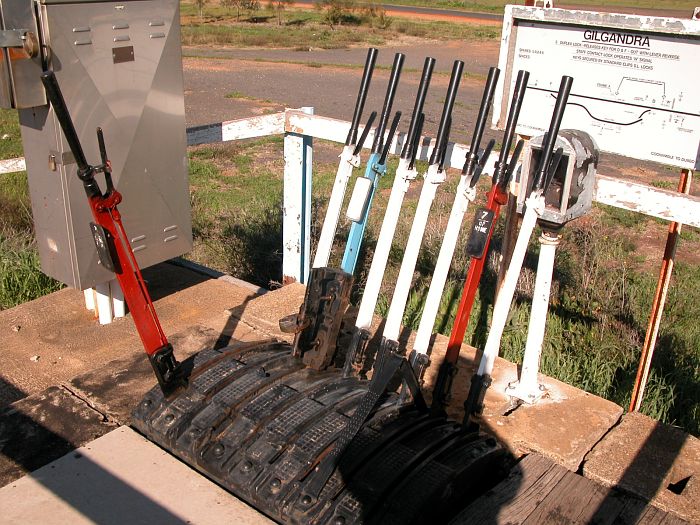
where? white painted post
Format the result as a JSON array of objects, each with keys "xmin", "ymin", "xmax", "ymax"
[
  {"xmin": 84, "ymin": 289, "xmax": 96, "ymax": 312},
  {"xmin": 94, "ymin": 282, "xmax": 113, "ymax": 325},
  {"xmin": 301, "ymin": 108, "xmax": 314, "ymax": 284},
  {"xmin": 283, "ymin": 107, "xmax": 314, "ymax": 284},
  {"xmin": 111, "ymin": 279, "xmax": 126, "ymax": 319},
  {"xmin": 506, "ymin": 230, "xmax": 560, "ymax": 403}
]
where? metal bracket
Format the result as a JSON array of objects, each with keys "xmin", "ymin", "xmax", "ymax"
[
  {"xmin": 282, "ymin": 266, "xmax": 352, "ymax": 371},
  {"xmin": 0, "ymin": 29, "xmax": 38, "ymax": 57}
]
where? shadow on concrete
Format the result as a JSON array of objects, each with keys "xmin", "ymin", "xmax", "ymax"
[
  {"xmin": 142, "ymin": 260, "xmax": 213, "ymax": 303},
  {"xmin": 0, "ymin": 375, "xmax": 26, "ymax": 409},
  {"xmin": 588, "ymin": 421, "xmax": 690, "ymax": 524},
  {"xmin": 213, "ymin": 295, "xmax": 256, "ymax": 350},
  {"xmin": 0, "ymin": 389, "xmax": 188, "ymax": 523}
]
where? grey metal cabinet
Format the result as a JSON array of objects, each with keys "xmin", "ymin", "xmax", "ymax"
[{"xmin": 1, "ymin": 0, "xmax": 192, "ymax": 289}]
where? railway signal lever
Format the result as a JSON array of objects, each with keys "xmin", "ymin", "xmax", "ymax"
[
  {"xmin": 40, "ymin": 70, "xmax": 186, "ymax": 397},
  {"xmin": 463, "ymin": 75, "xmax": 593, "ymax": 429},
  {"xmin": 504, "ymin": 128, "xmax": 598, "ymax": 404},
  {"xmin": 432, "ymin": 69, "xmax": 530, "ymax": 414}
]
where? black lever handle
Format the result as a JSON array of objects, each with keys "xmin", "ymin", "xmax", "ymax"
[
  {"xmin": 402, "ymin": 57, "xmax": 435, "ymax": 159},
  {"xmin": 493, "ymin": 70, "xmax": 529, "ymax": 188},
  {"xmin": 499, "ymin": 138, "xmax": 524, "ymax": 191},
  {"xmin": 40, "ymin": 71, "xmax": 89, "ymax": 174},
  {"xmin": 463, "ymin": 66, "xmax": 500, "ymax": 177},
  {"xmin": 430, "ymin": 60, "xmax": 463, "ymax": 166},
  {"xmin": 543, "ymin": 146, "xmax": 564, "ymax": 193},
  {"xmin": 438, "ymin": 115, "xmax": 452, "ymax": 172},
  {"xmin": 352, "ymin": 111, "xmax": 377, "ymax": 157},
  {"xmin": 533, "ymin": 75, "xmax": 573, "ymax": 192},
  {"xmin": 372, "ymin": 53, "xmax": 404, "ymax": 154},
  {"xmin": 379, "ymin": 111, "xmax": 402, "ymax": 165},
  {"xmin": 96, "ymin": 127, "xmax": 115, "ymax": 194},
  {"xmin": 346, "ymin": 48, "xmax": 378, "ymax": 146},
  {"xmin": 408, "ymin": 112, "xmax": 425, "ymax": 170},
  {"xmin": 469, "ymin": 138, "xmax": 496, "ymax": 188}
]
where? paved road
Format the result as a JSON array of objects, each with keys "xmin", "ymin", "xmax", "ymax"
[
  {"xmin": 182, "ymin": 39, "xmax": 667, "ymax": 181},
  {"xmin": 183, "ymin": 40, "xmax": 504, "ymax": 151}
]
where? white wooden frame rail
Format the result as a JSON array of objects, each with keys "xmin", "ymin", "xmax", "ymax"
[{"xmin": 2, "ymin": 108, "xmax": 698, "ymax": 287}]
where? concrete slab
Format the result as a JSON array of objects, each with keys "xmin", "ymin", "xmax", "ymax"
[
  {"xmin": 583, "ymin": 412, "xmax": 700, "ymax": 524},
  {"xmin": 470, "ymin": 356, "xmax": 623, "ymax": 472},
  {"xmin": 236, "ymin": 282, "xmax": 306, "ymax": 343},
  {"xmin": 0, "ymin": 426, "xmax": 273, "ymax": 524},
  {"xmin": 0, "ymin": 262, "xmax": 258, "ymax": 408},
  {"xmin": 0, "ymin": 266, "xmax": 648, "ymax": 513},
  {"xmin": 0, "ymin": 386, "xmax": 116, "ymax": 486},
  {"xmin": 68, "ymin": 324, "xmax": 222, "ymax": 423}
]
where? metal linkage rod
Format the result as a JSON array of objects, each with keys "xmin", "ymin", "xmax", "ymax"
[
  {"xmin": 341, "ymin": 53, "xmax": 405, "ymax": 274},
  {"xmin": 343, "ymin": 57, "xmax": 435, "ymax": 377},
  {"xmin": 41, "ymin": 71, "xmax": 184, "ymax": 396},
  {"xmin": 381, "ymin": 60, "xmax": 464, "ymax": 349},
  {"xmin": 409, "ymin": 67, "xmax": 501, "ymax": 384},
  {"xmin": 463, "ymin": 75, "xmax": 573, "ymax": 428},
  {"xmin": 432, "ymin": 70, "xmax": 529, "ymax": 412},
  {"xmin": 313, "ymin": 48, "xmax": 378, "ymax": 269}
]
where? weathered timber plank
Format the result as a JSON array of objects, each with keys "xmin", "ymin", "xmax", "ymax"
[
  {"xmin": 523, "ymin": 467, "xmax": 611, "ymax": 524},
  {"xmin": 631, "ymin": 505, "xmax": 690, "ymax": 525},
  {"xmin": 452, "ymin": 453, "xmax": 688, "ymax": 525},
  {"xmin": 452, "ymin": 454, "xmax": 567, "ymax": 524},
  {"xmin": 187, "ymin": 112, "xmax": 285, "ymax": 146},
  {"xmin": 284, "ymin": 110, "xmax": 500, "ymax": 176}
]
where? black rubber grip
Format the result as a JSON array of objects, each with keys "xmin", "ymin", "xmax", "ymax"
[
  {"xmin": 372, "ymin": 53, "xmax": 405, "ymax": 154},
  {"xmin": 469, "ymin": 138, "xmax": 496, "ymax": 188},
  {"xmin": 408, "ymin": 112, "xmax": 425, "ymax": 170},
  {"xmin": 499, "ymin": 138, "xmax": 524, "ymax": 190},
  {"xmin": 497, "ymin": 70, "xmax": 529, "ymax": 169},
  {"xmin": 40, "ymin": 71, "xmax": 89, "ymax": 173},
  {"xmin": 402, "ymin": 57, "xmax": 435, "ymax": 159},
  {"xmin": 346, "ymin": 48, "xmax": 379, "ymax": 146},
  {"xmin": 437, "ymin": 115, "xmax": 452, "ymax": 172},
  {"xmin": 533, "ymin": 75, "xmax": 573, "ymax": 191},
  {"xmin": 430, "ymin": 60, "xmax": 463, "ymax": 165},
  {"xmin": 352, "ymin": 111, "xmax": 377, "ymax": 157},
  {"xmin": 379, "ymin": 111, "xmax": 402, "ymax": 165},
  {"xmin": 469, "ymin": 67, "xmax": 500, "ymax": 160}
]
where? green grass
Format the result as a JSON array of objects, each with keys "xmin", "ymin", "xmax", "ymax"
[
  {"xmin": 377, "ymin": 0, "xmax": 698, "ymax": 14},
  {"xmin": 180, "ymin": 3, "xmax": 499, "ymax": 48},
  {"xmin": 187, "ymin": 137, "xmax": 303, "ymax": 287},
  {"xmin": 0, "ymin": 110, "xmax": 24, "ymax": 159},
  {"xmin": 0, "ymin": 109, "xmax": 63, "ymax": 309},
  {"xmin": 0, "ymin": 232, "xmax": 63, "ymax": 309},
  {"xmin": 225, "ymin": 91, "xmax": 273, "ymax": 104}
]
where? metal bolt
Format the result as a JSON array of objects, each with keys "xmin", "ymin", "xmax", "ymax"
[
  {"xmin": 333, "ymin": 516, "xmax": 346, "ymax": 525},
  {"xmin": 164, "ymin": 414, "xmax": 174, "ymax": 423},
  {"xmin": 241, "ymin": 460, "xmax": 253, "ymax": 472},
  {"xmin": 141, "ymin": 399, "xmax": 152, "ymax": 408},
  {"xmin": 270, "ymin": 478, "xmax": 281, "ymax": 494},
  {"xmin": 301, "ymin": 495, "xmax": 313, "ymax": 506},
  {"xmin": 212, "ymin": 444, "xmax": 225, "ymax": 458}
]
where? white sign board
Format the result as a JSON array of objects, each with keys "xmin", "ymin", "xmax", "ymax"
[{"xmin": 494, "ymin": 6, "xmax": 700, "ymax": 170}]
